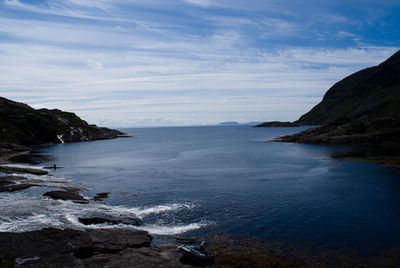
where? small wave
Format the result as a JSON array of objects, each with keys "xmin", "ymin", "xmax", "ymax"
[
  {"xmin": 85, "ymin": 203, "xmax": 194, "ymax": 219},
  {"xmin": 135, "ymin": 221, "xmax": 210, "ymax": 235},
  {"xmin": 118, "ymin": 203, "xmax": 195, "ymax": 218},
  {"xmin": 0, "ymin": 213, "xmax": 64, "ymax": 232},
  {"xmin": 7, "ymin": 172, "xmax": 67, "ymax": 182},
  {"xmin": 69, "ymin": 221, "xmax": 211, "ymax": 235},
  {"xmin": 1, "ymin": 164, "xmax": 44, "ymax": 170},
  {"xmin": 0, "ymin": 190, "xmax": 204, "ymax": 235}
]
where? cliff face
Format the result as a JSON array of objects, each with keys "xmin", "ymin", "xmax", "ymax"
[
  {"xmin": 0, "ymin": 97, "xmax": 124, "ymax": 146},
  {"xmin": 296, "ymin": 50, "xmax": 400, "ymax": 125}
]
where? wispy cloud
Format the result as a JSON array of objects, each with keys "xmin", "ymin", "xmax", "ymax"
[
  {"xmin": 0, "ymin": 0, "xmax": 399, "ymax": 126},
  {"xmin": 182, "ymin": 0, "xmax": 211, "ymax": 7}
]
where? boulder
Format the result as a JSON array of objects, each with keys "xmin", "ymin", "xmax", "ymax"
[
  {"xmin": 78, "ymin": 212, "xmax": 142, "ymax": 226},
  {"xmin": 43, "ymin": 190, "xmax": 88, "ymax": 203}
]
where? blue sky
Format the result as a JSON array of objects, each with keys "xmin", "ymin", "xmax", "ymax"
[{"xmin": 0, "ymin": 0, "xmax": 399, "ymax": 127}]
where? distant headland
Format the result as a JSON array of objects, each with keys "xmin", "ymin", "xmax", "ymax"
[
  {"xmin": 257, "ymin": 49, "xmax": 400, "ymax": 168},
  {"xmin": 0, "ymin": 96, "xmax": 128, "ymax": 156}
]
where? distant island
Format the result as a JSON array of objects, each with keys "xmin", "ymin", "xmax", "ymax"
[
  {"xmin": 258, "ymin": 50, "xmax": 400, "ymax": 168},
  {"xmin": 0, "ymin": 96, "xmax": 127, "ymax": 156}
]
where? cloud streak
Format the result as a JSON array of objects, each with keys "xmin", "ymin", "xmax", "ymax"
[{"xmin": 0, "ymin": 0, "xmax": 399, "ymax": 126}]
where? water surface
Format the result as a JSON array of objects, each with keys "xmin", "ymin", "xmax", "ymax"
[{"xmin": 2, "ymin": 126, "xmax": 400, "ymax": 251}]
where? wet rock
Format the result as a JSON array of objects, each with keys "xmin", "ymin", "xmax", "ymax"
[
  {"xmin": 1, "ymin": 175, "xmax": 28, "ymax": 181},
  {"xmin": 0, "ymin": 176, "xmax": 38, "ymax": 192},
  {"xmin": 93, "ymin": 192, "xmax": 110, "ymax": 202},
  {"xmin": 0, "ymin": 165, "xmax": 48, "ymax": 175},
  {"xmin": 95, "ymin": 192, "xmax": 110, "ymax": 198},
  {"xmin": 78, "ymin": 212, "xmax": 142, "ymax": 226},
  {"xmin": 0, "ymin": 183, "xmax": 37, "ymax": 192},
  {"xmin": 43, "ymin": 190, "xmax": 88, "ymax": 203},
  {"xmin": 87, "ymin": 229, "xmax": 152, "ymax": 254},
  {"xmin": 0, "ymin": 228, "xmax": 85, "ymax": 267},
  {"xmin": 0, "ymin": 228, "xmax": 217, "ymax": 267}
]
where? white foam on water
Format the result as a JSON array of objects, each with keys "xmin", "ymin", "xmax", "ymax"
[
  {"xmin": 0, "ymin": 169, "xmax": 206, "ymax": 236},
  {"xmin": 135, "ymin": 221, "xmax": 210, "ymax": 235},
  {"xmin": 1, "ymin": 164, "xmax": 45, "ymax": 170},
  {"xmin": 0, "ymin": 213, "xmax": 64, "ymax": 232},
  {"xmin": 104, "ymin": 203, "xmax": 195, "ymax": 218},
  {"xmin": 0, "ymin": 190, "xmax": 202, "ymax": 235}
]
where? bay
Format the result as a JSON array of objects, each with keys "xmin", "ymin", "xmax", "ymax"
[{"xmin": 3, "ymin": 126, "xmax": 400, "ymax": 251}]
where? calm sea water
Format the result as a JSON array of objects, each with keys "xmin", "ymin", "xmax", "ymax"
[{"xmin": 2, "ymin": 126, "xmax": 400, "ymax": 251}]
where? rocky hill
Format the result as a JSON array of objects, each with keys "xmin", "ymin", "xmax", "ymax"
[
  {"xmin": 296, "ymin": 50, "xmax": 400, "ymax": 125},
  {"xmin": 0, "ymin": 96, "xmax": 125, "ymax": 148},
  {"xmin": 274, "ymin": 49, "xmax": 400, "ymax": 146},
  {"xmin": 273, "ymin": 50, "xmax": 400, "ymax": 168}
]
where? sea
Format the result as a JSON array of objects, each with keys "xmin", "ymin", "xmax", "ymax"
[{"xmin": 1, "ymin": 126, "xmax": 400, "ymax": 252}]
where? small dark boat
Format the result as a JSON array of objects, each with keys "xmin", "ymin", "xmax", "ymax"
[{"xmin": 178, "ymin": 241, "xmax": 214, "ymax": 263}]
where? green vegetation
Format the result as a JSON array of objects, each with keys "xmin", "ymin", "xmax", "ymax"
[
  {"xmin": 274, "ymin": 50, "xmax": 400, "ymax": 152},
  {"xmin": 296, "ymin": 50, "xmax": 400, "ymax": 125}
]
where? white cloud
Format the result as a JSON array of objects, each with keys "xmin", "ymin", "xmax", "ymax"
[
  {"xmin": 1, "ymin": 0, "xmax": 398, "ymax": 127},
  {"xmin": 182, "ymin": 0, "xmax": 211, "ymax": 7}
]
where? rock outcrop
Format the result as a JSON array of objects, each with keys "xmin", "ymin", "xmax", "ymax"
[
  {"xmin": 0, "ymin": 228, "xmax": 215, "ymax": 267},
  {"xmin": 296, "ymin": 50, "xmax": 400, "ymax": 125},
  {"xmin": 43, "ymin": 190, "xmax": 89, "ymax": 203},
  {"xmin": 78, "ymin": 212, "xmax": 143, "ymax": 226},
  {"xmin": 277, "ymin": 116, "xmax": 400, "ymax": 147},
  {"xmin": 275, "ymin": 50, "xmax": 400, "ymax": 149},
  {"xmin": 0, "ymin": 96, "xmax": 126, "ymax": 147}
]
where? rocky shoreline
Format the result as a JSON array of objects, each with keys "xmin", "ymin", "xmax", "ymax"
[
  {"xmin": 275, "ymin": 118, "xmax": 400, "ymax": 169},
  {"xmin": 0, "ymin": 156, "xmax": 218, "ymax": 267},
  {"xmin": 0, "ymin": 228, "xmax": 213, "ymax": 268}
]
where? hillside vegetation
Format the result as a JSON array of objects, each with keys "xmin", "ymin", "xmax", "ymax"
[{"xmin": 0, "ymin": 97, "xmax": 124, "ymax": 147}]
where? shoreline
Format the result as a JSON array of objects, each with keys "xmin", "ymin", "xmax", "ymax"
[{"xmin": 0, "ymin": 148, "xmax": 217, "ymax": 267}]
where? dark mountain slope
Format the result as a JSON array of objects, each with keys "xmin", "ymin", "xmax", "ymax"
[
  {"xmin": 0, "ymin": 96, "xmax": 125, "ymax": 147},
  {"xmin": 296, "ymin": 50, "xmax": 400, "ymax": 125},
  {"xmin": 275, "ymin": 49, "xmax": 400, "ymax": 151}
]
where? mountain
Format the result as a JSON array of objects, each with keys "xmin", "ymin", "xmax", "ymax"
[
  {"xmin": 276, "ymin": 49, "xmax": 400, "ymax": 148},
  {"xmin": 296, "ymin": 50, "xmax": 400, "ymax": 125},
  {"xmin": 0, "ymin": 96, "xmax": 125, "ymax": 147}
]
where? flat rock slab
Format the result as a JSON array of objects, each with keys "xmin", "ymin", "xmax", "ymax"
[
  {"xmin": 86, "ymin": 229, "xmax": 152, "ymax": 254},
  {"xmin": 0, "ymin": 165, "xmax": 48, "ymax": 175},
  {"xmin": 43, "ymin": 190, "xmax": 89, "ymax": 203}
]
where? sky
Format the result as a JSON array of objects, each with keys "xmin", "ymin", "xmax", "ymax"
[{"xmin": 0, "ymin": 0, "xmax": 399, "ymax": 127}]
